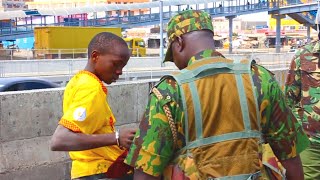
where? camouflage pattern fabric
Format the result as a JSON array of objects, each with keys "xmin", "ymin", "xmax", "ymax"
[
  {"xmin": 125, "ymin": 49, "xmax": 309, "ymax": 177},
  {"xmin": 164, "ymin": 10, "xmax": 213, "ymax": 62},
  {"xmin": 285, "ymin": 40, "xmax": 320, "ymax": 144}
]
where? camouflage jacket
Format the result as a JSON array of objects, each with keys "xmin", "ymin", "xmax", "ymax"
[
  {"xmin": 125, "ymin": 49, "xmax": 309, "ymax": 177},
  {"xmin": 285, "ymin": 40, "xmax": 320, "ymax": 144}
]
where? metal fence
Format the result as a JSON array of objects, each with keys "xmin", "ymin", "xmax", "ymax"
[
  {"xmin": 0, "ymin": 52, "xmax": 293, "ymax": 75},
  {"xmin": 0, "ymin": 53, "xmax": 293, "ymax": 88},
  {"xmin": 0, "ymin": 48, "xmax": 162, "ymax": 60}
]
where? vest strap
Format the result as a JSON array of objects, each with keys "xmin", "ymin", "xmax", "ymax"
[
  {"xmin": 189, "ymin": 81, "xmax": 203, "ymax": 139},
  {"xmin": 174, "ymin": 61, "xmax": 249, "ymax": 84},
  {"xmin": 178, "ymin": 83, "xmax": 190, "ymax": 146},
  {"xmin": 178, "ymin": 131, "xmax": 261, "ymax": 153},
  {"xmin": 234, "ymin": 59, "xmax": 251, "ymax": 131}
]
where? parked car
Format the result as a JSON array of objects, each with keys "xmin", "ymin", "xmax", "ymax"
[
  {"xmin": 0, "ymin": 77, "xmax": 59, "ymax": 92},
  {"xmin": 288, "ymin": 46, "xmax": 299, "ymax": 54}
]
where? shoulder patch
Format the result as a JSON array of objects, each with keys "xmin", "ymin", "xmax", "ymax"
[
  {"xmin": 149, "ymin": 75, "xmax": 174, "ymax": 94},
  {"xmin": 73, "ymin": 107, "xmax": 87, "ymax": 121}
]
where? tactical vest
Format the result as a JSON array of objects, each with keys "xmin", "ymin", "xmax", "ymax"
[{"xmin": 163, "ymin": 57, "xmax": 263, "ymax": 180}]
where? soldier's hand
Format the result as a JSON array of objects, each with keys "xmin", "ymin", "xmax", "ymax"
[{"xmin": 119, "ymin": 128, "xmax": 136, "ymax": 149}]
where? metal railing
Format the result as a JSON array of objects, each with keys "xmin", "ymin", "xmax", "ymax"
[
  {"xmin": 0, "ymin": 52, "xmax": 293, "ymax": 77},
  {"xmin": 0, "ymin": 48, "xmax": 154, "ymax": 60}
]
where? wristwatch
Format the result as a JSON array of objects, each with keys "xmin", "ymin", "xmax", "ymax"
[{"xmin": 115, "ymin": 129, "xmax": 121, "ymax": 147}]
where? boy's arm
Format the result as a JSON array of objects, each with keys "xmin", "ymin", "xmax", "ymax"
[{"xmin": 50, "ymin": 125, "xmax": 136, "ymax": 151}]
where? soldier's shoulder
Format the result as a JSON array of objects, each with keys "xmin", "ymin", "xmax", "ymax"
[
  {"xmin": 154, "ymin": 75, "xmax": 177, "ymax": 88},
  {"xmin": 251, "ymin": 63, "xmax": 274, "ymax": 77},
  {"xmin": 150, "ymin": 75, "xmax": 178, "ymax": 94}
]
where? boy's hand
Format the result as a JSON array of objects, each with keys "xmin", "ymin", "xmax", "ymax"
[{"xmin": 119, "ymin": 128, "xmax": 136, "ymax": 149}]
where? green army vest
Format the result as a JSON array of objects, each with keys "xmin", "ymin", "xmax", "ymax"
[{"xmin": 163, "ymin": 57, "xmax": 263, "ymax": 180}]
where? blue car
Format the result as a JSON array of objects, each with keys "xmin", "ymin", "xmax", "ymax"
[{"xmin": 0, "ymin": 77, "xmax": 59, "ymax": 92}]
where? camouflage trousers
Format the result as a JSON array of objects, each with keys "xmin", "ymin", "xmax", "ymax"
[{"xmin": 300, "ymin": 141, "xmax": 320, "ymax": 180}]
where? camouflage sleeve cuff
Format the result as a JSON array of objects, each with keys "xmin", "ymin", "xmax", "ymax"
[{"xmin": 128, "ymin": 148, "xmax": 171, "ymax": 177}]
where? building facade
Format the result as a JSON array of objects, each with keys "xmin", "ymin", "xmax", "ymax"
[{"xmin": 0, "ymin": 0, "xmax": 33, "ymax": 11}]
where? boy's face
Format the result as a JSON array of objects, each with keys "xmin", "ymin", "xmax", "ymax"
[{"xmin": 93, "ymin": 45, "xmax": 130, "ymax": 84}]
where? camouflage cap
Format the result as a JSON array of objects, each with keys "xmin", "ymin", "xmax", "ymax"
[{"xmin": 164, "ymin": 10, "xmax": 214, "ymax": 62}]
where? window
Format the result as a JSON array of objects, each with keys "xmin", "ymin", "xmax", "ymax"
[
  {"xmin": 5, "ymin": 83, "xmax": 22, "ymax": 91},
  {"xmin": 126, "ymin": 40, "xmax": 133, "ymax": 48},
  {"xmin": 23, "ymin": 82, "xmax": 53, "ymax": 90},
  {"xmin": 138, "ymin": 41, "xmax": 145, "ymax": 47},
  {"xmin": 299, "ymin": 26, "xmax": 307, "ymax": 30}
]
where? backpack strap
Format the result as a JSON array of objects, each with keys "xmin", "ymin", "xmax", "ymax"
[{"xmin": 152, "ymin": 87, "xmax": 178, "ymax": 148}]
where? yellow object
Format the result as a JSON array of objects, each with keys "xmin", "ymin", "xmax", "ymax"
[
  {"xmin": 269, "ymin": 16, "xmax": 301, "ymax": 31},
  {"xmin": 223, "ymin": 41, "xmax": 229, "ymax": 49},
  {"xmin": 124, "ymin": 37, "xmax": 146, "ymax": 57},
  {"xmin": 58, "ymin": 70, "xmax": 124, "ymax": 179},
  {"xmin": 34, "ymin": 26, "xmax": 122, "ymax": 59}
]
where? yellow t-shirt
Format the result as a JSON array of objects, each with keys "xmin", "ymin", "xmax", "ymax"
[{"xmin": 59, "ymin": 71, "xmax": 124, "ymax": 179}]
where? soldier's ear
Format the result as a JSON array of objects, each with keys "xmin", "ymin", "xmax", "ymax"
[{"xmin": 176, "ymin": 36, "xmax": 185, "ymax": 52}]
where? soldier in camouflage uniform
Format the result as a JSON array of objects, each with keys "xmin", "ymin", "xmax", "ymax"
[
  {"xmin": 125, "ymin": 10, "xmax": 308, "ymax": 179},
  {"xmin": 285, "ymin": 40, "xmax": 320, "ymax": 180}
]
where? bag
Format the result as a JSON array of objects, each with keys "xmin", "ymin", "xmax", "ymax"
[{"xmin": 105, "ymin": 150, "xmax": 134, "ymax": 178}]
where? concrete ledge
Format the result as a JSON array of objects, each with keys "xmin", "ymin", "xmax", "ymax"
[
  {"xmin": 108, "ymin": 82, "xmax": 150, "ymax": 125},
  {"xmin": 1, "ymin": 136, "xmax": 68, "ymax": 172},
  {"xmin": 0, "ymin": 161, "xmax": 71, "ymax": 180},
  {"xmin": 0, "ymin": 80, "xmax": 156, "ymax": 142},
  {"xmin": 0, "ymin": 89, "xmax": 63, "ymax": 142}
]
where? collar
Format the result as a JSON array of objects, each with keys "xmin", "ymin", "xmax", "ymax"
[
  {"xmin": 78, "ymin": 70, "xmax": 108, "ymax": 95},
  {"xmin": 187, "ymin": 49, "xmax": 225, "ymax": 66}
]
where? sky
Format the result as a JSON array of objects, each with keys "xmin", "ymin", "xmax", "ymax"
[{"xmin": 239, "ymin": 12, "xmax": 269, "ymax": 22}]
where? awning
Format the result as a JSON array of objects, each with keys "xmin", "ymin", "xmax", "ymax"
[{"xmin": 0, "ymin": 10, "xmax": 28, "ymax": 20}]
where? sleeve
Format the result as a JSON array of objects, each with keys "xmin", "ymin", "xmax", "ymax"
[
  {"xmin": 253, "ymin": 65, "xmax": 309, "ymax": 161},
  {"xmin": 59, "ymin": 84, "xmax": 106, "ymax": 134},
  {"xmin": 284, "ymin": 55, "xmax": 301, "ymax": 110},
  {"xmin": 124, "ymin": 77, "xmax": 183, "ymax": 177}
]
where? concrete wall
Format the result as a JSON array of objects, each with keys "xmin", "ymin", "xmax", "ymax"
[
  {"xmin": 0, "ymin": 69, "xmax": 288, "ymax": 180},
  {"xmin": 0, "ymin": 80, "xmax": 154, "ymax": 180}
]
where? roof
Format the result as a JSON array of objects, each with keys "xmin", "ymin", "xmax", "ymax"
[{"xmin": 0, "ymin": 0, "xmax": 231, "ymax": 20}]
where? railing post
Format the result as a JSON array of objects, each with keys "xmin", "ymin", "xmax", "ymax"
[
  {"xmin": 272, "ymin": 14, "xmax": 285, "ymax": 53},
  {"xmin": 159, "ymin": 0, "xmax": 164, "ymax": 67},
  {"xmin": 306, "ymin": 24, "xmax": 311, "ymax": 42},
  {"xmin": 227, "ymin": 16, "xmax": 236, "ymax": 54}
]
